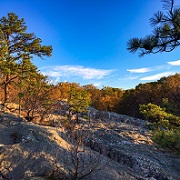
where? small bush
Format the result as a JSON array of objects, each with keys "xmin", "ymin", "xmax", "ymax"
[
  {"xmin": 140, "ymin": 103, "xmax": 180, "ymax": 128},
  {"xmin": 153, "ymin": 129, "xmax": 180, "ymax": 152},
  {"xmin": 139, "ymin": 103, "xmax": 167, "ymax": 123},
  {"xmin": 140, "ymin": 102, "xmax": 180, "ymax": 153}
]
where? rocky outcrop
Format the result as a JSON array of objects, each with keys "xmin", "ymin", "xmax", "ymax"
[
  {"xmin": 74, "ymin": 109, "xmax": 180, "ymax": 179},
  {"xmin": 0, "ymin": 112, "xmax": 143, "ymax": 180},
  {"xmin": 83, "ymin": 129, "xmax": 180, "ymax": 179},
  {"xmin": 87, "ymin": 107, "xmax": 147, "ymax": 127},
  {"xmin": 0, "ymin": 110, "xmax": 180, "ymax": 180}
]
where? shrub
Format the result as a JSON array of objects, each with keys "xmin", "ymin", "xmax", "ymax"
[
  {"xmin": 140, "ymin": 103, "xmax": 180, "ymax": 128},
  {"xmin": 153, "ymin": 129, "xmax": 180, "ymax": 152},
  {"xmin": 161, "ymin": 98, "xmax": 179, "ymax": 116},
  {"xmin": 139, "ymin": 103, "xmax": 167, "ymax": 123},
  {"xmin": 140, "ymin": 102, "xmax": 180, "ymax": 153}
]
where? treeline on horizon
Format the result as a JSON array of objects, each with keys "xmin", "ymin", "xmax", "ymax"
[{"xmin": 0, "ymin": 72, "xmax": 180, "ymax": 119}]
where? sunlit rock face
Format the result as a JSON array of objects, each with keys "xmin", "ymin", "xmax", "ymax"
[{"xmin": 0, "ymin": 110, "xmax": 180, "ymax": 180}]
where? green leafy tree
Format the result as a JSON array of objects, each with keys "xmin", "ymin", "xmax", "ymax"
[
  {"xmin": 68, "ymin": 85, "xmax": 91, "ymax": 123},
  {"xmin": 0, "ymin": 13, "xmax": 52, "ymax": 104},
  {"xmin": 127, "ymin": 0, "xmax": 180, "ymax": 56}
]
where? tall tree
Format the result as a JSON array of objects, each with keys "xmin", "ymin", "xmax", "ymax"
[
  {"xmin": 127, "ymin": 0, "xmax": 180, "ymax": 56},
  {"xmin": 0, "ymin": 13, "xmax": 52, "ymax": 104}
]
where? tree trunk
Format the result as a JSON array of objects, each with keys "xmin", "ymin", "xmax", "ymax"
[
  {"xmin": 18, "ymin": 98, "xmax": 21, "ymax": 116},
  {"xmin": 3, "ymin": 72, "xmax": 11, "ymax": 105},
  {"xmin": 4, "ymin": 82, "xmax": 10, "ymax": 104},
  {"xmin": 76, "ymin": 112, "xmax": 79, "ymax": 123},
  {"xmin": 27, "ymin": 109, "xmax": 31, "ymax": 118}
]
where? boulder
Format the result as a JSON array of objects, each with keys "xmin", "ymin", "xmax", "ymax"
[{"xmin": 4, "ymin": 103, "xmax": 19, "ymax": 111}]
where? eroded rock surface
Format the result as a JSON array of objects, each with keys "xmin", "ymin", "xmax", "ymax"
[{"xmin": 0, "ymin": 110, "xmax": 180, "ymax": 180}]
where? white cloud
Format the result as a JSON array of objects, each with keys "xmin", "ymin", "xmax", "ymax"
[
  {"xmin": 127, "ymin": 68, "xmax": 151, "ymax": 73},
  {"xmin": 167, "ymin": 60, "xmax": 180, "ymax": 66},
  {"xmin": 140, "ymin": 72, "xmax": 175, "ymax": 81},
  {"xmin": 41, "ymin": 65, "xmax": 114, "ymax": 80},
  {"xmin": 127, "ymin": 65, "xmax": 169, "ymax": 74}
]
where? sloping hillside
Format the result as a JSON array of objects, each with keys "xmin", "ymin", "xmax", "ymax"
[{"xmin": 0, "ymin": 110, "xmax": 180, "ymax": 180}]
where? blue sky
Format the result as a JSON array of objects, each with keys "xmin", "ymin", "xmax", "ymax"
[{"xmin": 1, "ymin": 0, "xmax": 180, "ymax": 89}]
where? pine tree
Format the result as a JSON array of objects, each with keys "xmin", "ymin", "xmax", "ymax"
[
  {"xmin": 0, "ymin": 13, "xmax": 52, "ymax": 104},
  {"xmin": 68, "ymin": 85, "xmax": 91, "ymax": 123},
  {"xmin": 127, "ymin": 0, "xmax": 180, "ymax": 56}
]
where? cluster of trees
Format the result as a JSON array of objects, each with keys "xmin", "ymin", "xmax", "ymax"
[
  {"xmin": 118, "ymin": 73, "xmax": 180, "ymax": 118},
  {"xmin": 51, "ymin": 74, "xmax": 180, "ymax": 120},
  {"xmin": 0, "ymin": 13, "xmax": 52, "ymax": 104},
  {"xmin": 1, "ymin": 65, "xmax": 179, "ymax": 122},
  {"xmin": 0, "ymin": 13, "xmax": 55, "ymax": 120},
  {"xmin": 51, "ymin": 82, "xmax": 123, "ymax": 112}
]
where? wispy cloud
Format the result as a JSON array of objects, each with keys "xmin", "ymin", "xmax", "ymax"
[
  {"xmin": 40, "ymin": 65, "xmax": 114, "ymax": 82},
  {"xmin": 127, "ymin": 64, "xmax": 170, "ymax": 74},
  {"xmin": 140, "ymin": 72, "xmax": 175, "ymax": 81},
  {"xmin": 167, "ymin": 60, "xmax": 180, "ymax": 66},
  {"xmin": 127, "ymin": 68, "xmax": 151, "ymax": 73}
]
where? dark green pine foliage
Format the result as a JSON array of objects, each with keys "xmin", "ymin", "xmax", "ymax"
[
  {"xmin": 68, "ymin": 85, "xmax": 91, "ymax": 123},
  {"xmin": 127, "ymin": 0, "xmax": 180, "ymax": 57},
  {"xmin": 0, "ymin": 13, "xmax": 52, "ymax": 104}
]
